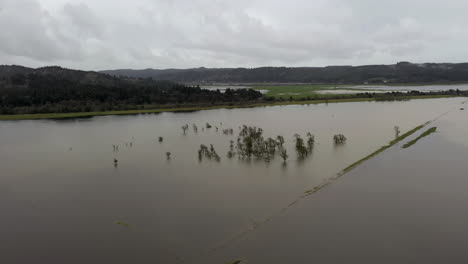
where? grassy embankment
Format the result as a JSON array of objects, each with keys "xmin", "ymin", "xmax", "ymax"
[
  {"xmin": 402, "ymin": 127, "xmax": 437, "ymax": 148},
  {"xmin": 341, "ymin": 125, "xmax": 427, "ymax": 173},
  {"xmin": 303, "ymin": 124, "xmax": 427, "ymax": 195}
]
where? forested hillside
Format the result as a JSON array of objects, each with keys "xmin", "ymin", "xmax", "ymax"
[
  {"xmin": 102, "ymin": 62, "xmax": 468, "ymax": 84},
  {"xmin": 0, "ymin": 66, "xmax": 262, "ymax": 114}
]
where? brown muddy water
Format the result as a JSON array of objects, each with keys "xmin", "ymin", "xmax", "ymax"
[
  {"xmin": 204, "ymin": 98, "xmax": 468, "ymax": 264},
  {"xmin": 0, "ymin": 98, "xmax": 465, "ymax": 263}
]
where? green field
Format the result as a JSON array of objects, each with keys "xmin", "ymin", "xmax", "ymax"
[
  {"xmin": 253, "ymin": 84, "xmax": 382, "ymax": 99},
  {"xmin": 253, "ymin": 83, "xmax": 468, "ymax": 99},
  {"xmin": 253, "ymin": 84, "xmax": 345, "ymax": 98}
]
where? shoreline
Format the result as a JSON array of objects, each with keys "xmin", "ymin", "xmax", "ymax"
[{"xmin": 0, "ymin": 95, "xmax": 460, "ymax": 121}]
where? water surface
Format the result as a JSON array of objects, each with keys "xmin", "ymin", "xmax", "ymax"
[
  {"xmin": 0, "ymin": 98, "xmax": 464, "ymax": 263},
  {"xmin": 203, "ymin": 98, "xmax": 468, "ymax": 264}
]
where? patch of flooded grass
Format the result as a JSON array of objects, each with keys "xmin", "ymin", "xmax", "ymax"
[
  {"xmin": 402, "ymin": 127, "xmax": 437, "ymax": 149},
  {"xmin": 115, "ymin": 221, "xmax": 131, "ymax": 228},
  {"xmin": 225, "ymin": 260, "xmax": 242, "ymax": 264}
]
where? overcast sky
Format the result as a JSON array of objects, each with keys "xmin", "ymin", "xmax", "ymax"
[{"xmin": 1, "ymin": 0, "xmax": 468, "ymax": 70}]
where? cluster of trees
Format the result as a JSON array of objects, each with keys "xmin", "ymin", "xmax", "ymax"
[
  {"xmin": 190, "ymin": 125, "xmax": 347, "ymax": 164},
  {"xmin": 103, "ymin": 62, "xmax": 468, "ymax": 84},
  {"xmin": 198, "ymin": 144, "xmax": 221, "ymax": 162},
  {"xmin": 0, "ymin": 66, "xmax": 263, "ymax": 114},
  {"xmin": 226, "ymin": 126, "xmax": 316, "ymax": 162},
  {"xmin": 333, "ymin": 134, "xmax": 347, "ymax": 144},
  {"xmin": 234, "ymin": 125, "xmax": 285, "ymax": 162},
  {"xmin": 294, "ymin": 133, "xmax": 315, "ymax": 158}
]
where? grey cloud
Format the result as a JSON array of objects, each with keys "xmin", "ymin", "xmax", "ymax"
[
  {"xmin": 0, "ymin": 0, "xmax": 60, "ymax": 60},
  {"xmin": 63, "ymin": 2, "xmax": 103, "ymax": 39},
  {"xmin": 1, "ymin": 0, "xmax": 468, "ymax": 70}
]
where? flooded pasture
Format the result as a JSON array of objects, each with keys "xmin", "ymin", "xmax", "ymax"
[
  {"xmin": 0, "ymin": 98, "xmax": 465, "ymax": 263},
  {"xmin": 204, "ymin": 98, "xmax": 468, "ymax": 264}
]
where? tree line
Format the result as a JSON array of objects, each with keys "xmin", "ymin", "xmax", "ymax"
[
  {"xmin": 102, "ymin": 62, "xmax": 468, "ymax": 84},
  {"xmin": 0, "ymin": 66, "xmax": 263, "ymax": 114}
]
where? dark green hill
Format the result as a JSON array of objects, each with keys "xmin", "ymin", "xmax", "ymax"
[
  {"xmin": 102, "ymin": 62, "xmax": 468, "ymax": 84},
  {"xmin": 0, "ymin": 65, "xmax": 262, "ymax": 114}
]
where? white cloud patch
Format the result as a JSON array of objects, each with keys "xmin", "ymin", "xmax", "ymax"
[{"xmin": 1, "ymin": 0, "xmax": 468, "ymax": 70}]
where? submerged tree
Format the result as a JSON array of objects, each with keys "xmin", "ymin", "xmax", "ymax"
[
  {"xmin": 193, "ymin": 124, "xmax": 198, "ymax": 133},
  {"xmin": 158, "ymin": 137, "xmax": 163, "ymax": 143},
  {"xmin": 266, "ymin": 138, "xmax": 277, "ymax": 155},
  {"xmin": 232, "ymin": 125, "xmax": 289, "ymax": 162},
  {"xmin": 198, "ymin": 144, "xmax": 220, "ymax": 162},
  {"xmin": 210, "ymin": 144, "xmax": 221, "ymax": 161},
  {"xmin": 182, "ymin": 124, "xmax": 189, "ymax": 135},
  {"xmin": 223, "ymin": 128, "xmax": 234, "ymax": 135},
  {"xmin": 206, "ymin": 123, "xmax": 212, "ymax": 129},
  {"xmin": 276, "ymin": 135, "xmax": 285, "ymax": 148},
  {"xmin": 227, "ymin": 140, "xmax": 236, "ymax": 159},
  {"xmin": 306, "ymin": 132, "xmax": 315, "ymax": 151},
  {"xmin": 166, "ymin": 152, "xmax": 171, "ymax": 160},
  {"xmin": 394, "ymin": 126, "xmax": 401, "ymax": 138},
  {"xmin": 294, "ymin": 134, "xmax": 308, "ymax": 158},
  {"xmin": 333, "ymin": 134, "xmax": 347, "ymax": 144},
  {"xmin": 198, "ymin": 144, "xmax": 210, "ymax": 161},
  {"xmin": 279, "ymin": 149, "xmax": 288, "ymax": 163}
]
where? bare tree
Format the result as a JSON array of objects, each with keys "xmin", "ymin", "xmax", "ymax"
[
  {"xmin": 279, "ymin": 149, "xmax": 288, "ymax": 163},
  {"xmin": 306, "ymin": 132, "xmax": 315, "ymax": 151},
  {"xmin": 182, "ymin": 124, "xmax": 189, "ymax": 135},
  {"xmin": 276, "ymin": 135, "xmax": 285, "ymax": 148},
  {"xmin": 394, "ymin": 126, "xmax": 400, "ymax": 138}
]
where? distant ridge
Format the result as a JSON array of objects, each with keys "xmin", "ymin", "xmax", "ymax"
[{"xmin": 101, "ymin": 62, "xmax": 468, "ymax": 84}]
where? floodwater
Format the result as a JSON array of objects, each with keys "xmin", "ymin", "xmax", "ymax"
[
  {"xmin": 203, "ymin": 98, "xmax": 468, "ymax": 264},
  {"xmin": 347, "ymin": 83, "xmax": 468, "ymax": 92},
  {"xmin": 0, "ymin": 98, "xmax": 465, "ymax": 263}
]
